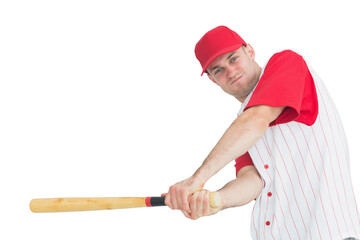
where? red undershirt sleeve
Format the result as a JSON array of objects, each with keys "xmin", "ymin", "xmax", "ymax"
[{"xmin": 235, "ymin": 152, "xmax": 254, "ymax": 176}]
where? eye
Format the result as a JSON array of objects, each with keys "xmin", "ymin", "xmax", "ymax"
[
  {"xmin": 214, "ymin": 68, "xmax": 223, "ymax": 75},
  {"xmin": 230, "ymin": 56, "xmax": 238, "ymax": 63}
]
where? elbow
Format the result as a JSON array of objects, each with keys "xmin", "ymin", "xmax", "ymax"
[
  {"xmin": 237, "ymin": 166, "xmax": 263, "ymax": 203},
  {"xmin": 253, "ymin": 116, "xmax": 270, "ymax": 136},
  {"xmin": 243, "ymin": 170, "xmax": 263, "ymax": 201},
  {"xmin": 252, "ymin": 173, "xmax": 263, "ymax": 200},
  {"xmin": 241, "ymin": 105, "xmax": 286, "ymax": 134},
  {"xmin": 240, "ymin": 112, "xmax": 270, "ymax": 139}
]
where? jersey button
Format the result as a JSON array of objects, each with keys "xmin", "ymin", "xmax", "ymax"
[
  {"xmin": 266, "ymin": 221, "xmax": 271, "ymax": 226},
  {"xmin": 264, "ymin": 164, "xmax": 269, "ymax": 169},
  {"xmin": 267, "ymin": 192, "xmax": 272, "ymax": 197}
]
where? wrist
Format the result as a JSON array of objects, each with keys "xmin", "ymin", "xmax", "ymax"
[
  {"xmin": 217, "ymin": 188, "xmax": 232, "ymax": 210},
  {"xmin": 192, "ymin": 168, "xmax": 209, "ymax": 186}
]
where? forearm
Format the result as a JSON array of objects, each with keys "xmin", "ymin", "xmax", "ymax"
[
  {"xmin": 218, "ymin": 168, "xmax": 263, "ymax": 209},
  {"xmin": 193, "ymin": 110, "xmax": 269, "ymax": 184}
]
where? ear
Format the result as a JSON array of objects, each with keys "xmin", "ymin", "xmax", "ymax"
[
  {"xmin": 207, "ymin": 73, "xmax": 219, "ymax": 85},
  {"xmin": 244, "ymin": 44, "xmax": 255, "ymax": 60}
]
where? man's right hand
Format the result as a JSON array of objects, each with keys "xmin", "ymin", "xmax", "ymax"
[{"xmin": 165, "ymin": 176, "xmax": 204, "ymax": 216}]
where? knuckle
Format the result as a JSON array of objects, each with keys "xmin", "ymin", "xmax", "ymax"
[{"xmin": 180, "ymin": 189, "xmax": 187, "ymax": 196}]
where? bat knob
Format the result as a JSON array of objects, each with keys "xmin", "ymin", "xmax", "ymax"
[{"xmin": 209, "ymin": 192, "xmax": 221, "ymax": 208}]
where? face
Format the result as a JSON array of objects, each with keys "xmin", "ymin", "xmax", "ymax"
[{"xmin": 206, "ymin": 45, "xmax": 261, "ymax": 102}]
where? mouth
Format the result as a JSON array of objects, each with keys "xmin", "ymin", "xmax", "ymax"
[{"xmin": 230, "ymin": 74, "xmax": 242, "ymax": 85}]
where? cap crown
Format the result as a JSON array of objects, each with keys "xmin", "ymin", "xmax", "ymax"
[{"xmin": 195, "ymin": 26, "xmax": 246, "ymax": 75}]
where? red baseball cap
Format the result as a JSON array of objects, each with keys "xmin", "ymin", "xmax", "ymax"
[{"xmin": 195, "ymin": 26, "xmax": 247, "ymax": 76}]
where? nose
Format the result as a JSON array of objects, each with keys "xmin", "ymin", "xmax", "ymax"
[{"xmin": 226, "ymin": 65, "xmax": 237, "ymax": 79}]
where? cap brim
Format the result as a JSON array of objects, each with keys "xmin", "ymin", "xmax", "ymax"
[{"xmin": 200, "ymin": 43, "xmax": 244, "ymax": 76}]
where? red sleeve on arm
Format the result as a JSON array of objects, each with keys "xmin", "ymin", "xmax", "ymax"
[
  {"xmin": 244, "ymin": 50, "xmax": 318, "ymax": 126},
  {"xmin": 235, "ymin": 152, "xmax": 254, "ymax": 176}
]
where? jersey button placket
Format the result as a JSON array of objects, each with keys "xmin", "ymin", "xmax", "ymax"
[{"xmin": 263, "ymin": 164, "xmax": 272, "ymax": 228}]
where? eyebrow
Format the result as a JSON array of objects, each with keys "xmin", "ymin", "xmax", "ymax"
[
  {"xmin": 226, "ymin": 52, "xmax": 236, "ymax": 60},
  {"xmin": 210, "ymin": 52, "xmax": 237, "ymax": 72},
  {"xmin": 211, "ymin": 65, "xmax": 221, "ymax": 72}
]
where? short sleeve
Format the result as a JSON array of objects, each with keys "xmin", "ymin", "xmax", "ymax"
[
  {"xmin": 244, "ymin": 50, "xmax": 318, "ymax": 126},
  {"xmin": 235, "ymin": 152, "xmax": 254, "ymax": 175}
]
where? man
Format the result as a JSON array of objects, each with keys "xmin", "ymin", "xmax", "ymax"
[{"xmin": 164, "ymin": 26, "xmax": 360, "ymax": 239}]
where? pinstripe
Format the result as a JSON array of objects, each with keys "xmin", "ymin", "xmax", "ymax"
[
  {"xmin": 257, "ymin": 187, "xmax": 263, "ymax": 239},
  {"xmin": 273, "ymin": 214, "xmax": 281, "ymax": 240},
  {"xmin": 263, "ymin": 196, "xmax": 269, "ymax": 239},
  {"xmin": 252, "ymin": 203, "xmax": 259, "ymax": 240}
]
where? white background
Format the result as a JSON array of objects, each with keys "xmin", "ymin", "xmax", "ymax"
[{"xmin": 1, "ymin": 0, "xmax": 359, "ymax": 239}]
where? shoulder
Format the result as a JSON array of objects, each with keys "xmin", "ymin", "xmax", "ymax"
[
  {"xmin": 267, "ymin": 50, "xmax": 305, "ymax": 67},
  {"xmin": 261, "ymin": 49, "xmax": 308, "ymax": 78},
  {"xmin": 271, "ymin": 49, "xmax": 303, "ymax": 59}
]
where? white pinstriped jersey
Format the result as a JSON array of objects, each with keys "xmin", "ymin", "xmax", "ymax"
[{"xmin": 238, "ymin": 52, "xmax": 360, "ymax": 239}]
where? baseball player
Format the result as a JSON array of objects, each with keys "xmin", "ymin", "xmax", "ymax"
[{"xmin": 164, "ymin": 26, "xmax": 360, "ymax": 240}]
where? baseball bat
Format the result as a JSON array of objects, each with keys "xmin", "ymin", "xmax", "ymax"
[{"xmin": 30, "ymin": 192, "xmax": 221, "ymax": 213}]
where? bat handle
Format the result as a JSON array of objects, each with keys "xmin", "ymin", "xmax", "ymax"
[
  {"xmin": 209, "ymin": 192, "xmax": 221, "ymax": 208},
  {"xmin": 145, "ymin": 197, "xmax": 165, "ymax": 207}
]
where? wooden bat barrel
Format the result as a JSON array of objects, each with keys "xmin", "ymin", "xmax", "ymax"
[{"xmin": 30, "ymin": 197, "xmax": 164, "ymax": 213}]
